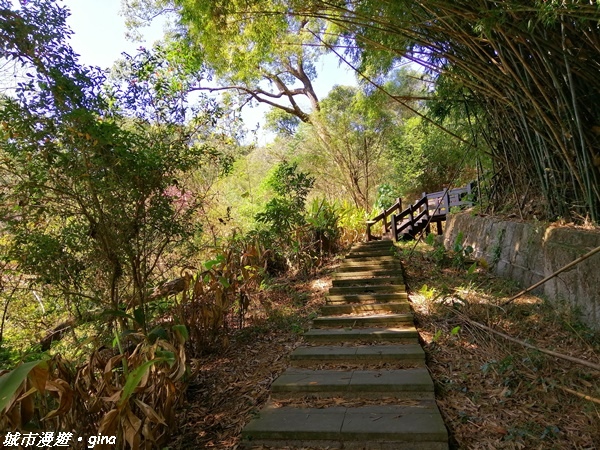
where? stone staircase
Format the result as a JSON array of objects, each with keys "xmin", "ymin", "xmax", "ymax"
[{"xmin": 242, "ymin": 240, "xmax": 448, "ymax": 449}]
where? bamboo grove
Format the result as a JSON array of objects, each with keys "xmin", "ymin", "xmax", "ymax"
[
  {"xmin": 311, "ymin": 0, "xmax": 600, "ymax": 222},
  {"xmin": 185, "ymin": 0, "xmax": 600, "ymax": 222}
]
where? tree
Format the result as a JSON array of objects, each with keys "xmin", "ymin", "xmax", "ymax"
[
  {"xmin": 302, "ymin": 85, "xmax": 391, "ymax": 211},
  {"xmin": 310, "ymin": 0, "xmax": 600, "ymax": 221},
  {"xmin": 388, "ymin": 115, "xmax": 478, "ymax": 201},
  {"xmin": 255, "ymin": 160, "xmax": 315, "ymax": 233},
  {"xmin": 138, "ymin": 0, "xmax": 600, "ymax": 222},
  {"xmin": 123, "ymin": 0, "xmax": 330, "ymax": 123},
  {"xmin": 0, "ymin": 0, "xmax": 225, "ymax": 337},
  {"xmin": 292, "ymin": 68, "xmax": 426, "ymax": 211}
]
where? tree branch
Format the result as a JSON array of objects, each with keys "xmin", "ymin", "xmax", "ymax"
[{"xmin": 190, "ymin": 85, "xmax": 311, "ymax": 122}]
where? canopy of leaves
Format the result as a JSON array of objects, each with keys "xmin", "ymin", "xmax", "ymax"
[
  {"xmin": 145, "ymin": 0, "xmax": 600, "ymax": 222},
  {"xmin": 306, "ymin": 0, "xmax": 600, "ymax": 221}
]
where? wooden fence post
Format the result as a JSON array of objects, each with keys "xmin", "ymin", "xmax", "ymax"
[
  {"xmin": 408, "ymin": 204, "xmax": 415, "ymax": 238},
  {"xmin": 366, "ymin": 220, "xmax": 376, "ymax": 241},
  {"xmin": 443, "ymin": 189, "xmax": 450, "ymax": 214},
  {"xmin": 391, "ymin": 214, "xmax": 398, "ymax": 241},
  {"xmin": 424, "ymin": 196, "xmax": 431, "ymax": 235}
]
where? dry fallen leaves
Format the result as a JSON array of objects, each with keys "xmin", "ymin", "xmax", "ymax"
[{"xmin": 171, "ymin": 248, "xmax": 600, "ymax": 449}]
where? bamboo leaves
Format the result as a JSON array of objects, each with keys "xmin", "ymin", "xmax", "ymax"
[{"xmin": 309, "ymin": 0, "xmax": 600, "ymax": 221}]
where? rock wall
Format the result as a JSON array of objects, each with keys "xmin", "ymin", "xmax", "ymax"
[{"xmin": 444, "ymin": 213, "xmax": 600, "ymax": 330}]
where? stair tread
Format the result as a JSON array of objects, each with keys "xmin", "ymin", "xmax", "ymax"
[
  {"xmin": 333, "ymin": 276, "xmax": 403, "ymax": 284},
  {"xmin": 314, "ymin": 313, "xmax": 412, "ymax": 320},
  {"xmin": 291, "ymin": 344, "xmax": 425, "ymax": 359},
  {"xmin": 333, "ymin": 270, "xmax": 403, "ymax": 278},
  {"xmin": 304, "ymin": 326, "xmax": 418, "ymax": 337},
  {"xmin": 329, "ymin": 286, "xmax": 406, "ymax": 295},
  {"xmin": 242, "ymin": 402, "xmax": 448, "ymax": 442},
  {"xmin": 338, "ymin": 264, "xmax": 401, "ymax": 270},
  {"xmin": 272, "ymin": 367, "xmax": 434, "ymax": 393},
  {"xmin": 320, "ymin": 304, "xmax": 410, "ymax": 315},
  {"xmin": 312, "ymin": 315, "xmax": 413, "ymax": 328},
  {"xmin": 327, "ymin": 292, "xmax": 408, "ymax": 300}
]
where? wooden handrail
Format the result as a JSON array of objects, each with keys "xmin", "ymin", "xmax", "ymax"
[
  {"xmin": 370, "ymin": 197, "xmax": 403, "ymax": 222},
  {"xmin": 366, "ymin": 197, "xmax": 402, "ymax": 240},
  {"xmin": 367, "ymin": 182, "xmax": 476, "ymax": 241}
]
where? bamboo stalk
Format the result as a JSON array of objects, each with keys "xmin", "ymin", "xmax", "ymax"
[
  {"xmin": 556, "ymin": 385, "xmax": 600, "ymax": 406},
  {"xmin": 459, "ymin": 315, "xmax": 600, "ymax": 371},
  {"xmin": 301, "ymin": 0, "xmax": 600, "ymax": 219},
  {"xmin": 502, "ymin": 244, "xmax": 600, "ymax": 306}
]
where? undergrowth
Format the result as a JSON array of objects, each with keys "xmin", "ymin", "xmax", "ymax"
[
  {"xmin": 171, "ymin": 270, "xmax": 330, "ymax": 449},
  {"xmin": 399, "ymin": 240, "xmax": 600, "ymax": 449}
]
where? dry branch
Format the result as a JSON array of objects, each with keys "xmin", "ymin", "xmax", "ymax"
[
  {"xmin": 502, "ymin": 244, "xmax": 600, "ymax": 306},
  {"xmin": 39, "ymin": 318, "xmax": 77, "ymax": 351},
  {"xmin": 556, "ymin": 385, "xmax": 600, "ymax": 406},
  {"xmin": 38, "ymin": 277, "xmax": 190, "ymax": 350},
  {"xmin": 458, "ymin": 314, "xmax": 600, "ymax": 371}
]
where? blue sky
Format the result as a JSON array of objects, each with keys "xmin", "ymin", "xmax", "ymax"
[{"xmin": 62, "ymin": 0, "xmax": 357, "ymax": 143}]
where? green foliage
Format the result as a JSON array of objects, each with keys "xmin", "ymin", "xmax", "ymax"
[
  {"xmin": 374, "ymin": 183, "xmax": 399, "ymax": 211},
  {"xmin": 307, "ymin": 84, "xmax": 397, "ymax": 210},
  {"xmin": 306, "ymin": 198, "xmax": 342, "ymax": 254},
  {"xmin": 123, "ymin": 0, "xmax": 328, "ymax": 127},
  {"xmin": 0, "ymin": 360, "xmax": 45, "ymax": 412},
  {"xmin": 418, "ymin": 284, "xmax": 438, "ymax": 300},
  {"xmin": 447, "ymin": 232, "xmax": 475, "ymax": 269},
  {"xmin": 255, "ymin": 160, "xmax": 314, "ymax": 232},
  {"xmin": 424, "ymin": 232, "xmax": 476, "ymax": 272},
  {"xmin": 326, "ymin": 0, "xmax": 600, "ymax": 221},
  {"xmin": 256, "ymin": 197, "xmax": 306, "ymax": 235},
  {"xmin": 265, "ymin": 108, "xmax": 301, "ymax": 137},
  {"xmin": 253, "ymin": 161, "xmax": 320, "ymax": 274},
  {"xmin": 265, "ymin": 160, "xmax": 315, "ymax": 209},
  {"xmin": 0, "ymin": 1, "xmax": 229, "ymax": 332},
  {"xmin": 335, "ymin": 201, "xmax": 368, "ymax": 246},
  {"xmin": 387, "ymin": 115, "xmax": 477, "ymax": 200}
]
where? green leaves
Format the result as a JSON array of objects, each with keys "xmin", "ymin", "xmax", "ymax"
[
  {"xmin": 0, "ymin": 0, "xmax": 219, "ymax": 326},
  {"xmin": 0, "ymin": 360, "xmax": 45, "ymax": 413},
  {"xmin": 118, "ymin": 359, "xmax": 163, "ymax": 407},
  {"xmin": 255, "ymin": 161, "xmax": 315, "ymax": 235},
  {"xmin": 266, "ymin": 160, "xmax": 315, "ymax": 207}
]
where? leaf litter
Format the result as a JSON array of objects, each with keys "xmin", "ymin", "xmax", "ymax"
[
  {"xmin": 171, "ymin": 246, "xmax": 600, "ymax": 449},
  {"xmin": 402, "ymin": 242, "xmax": 600, "ymax": 449},
  {"xmin": 171, "ymin": 267, "xmax": 333, "ymax": 449}
]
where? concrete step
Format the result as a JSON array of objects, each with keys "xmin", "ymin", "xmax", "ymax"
[
  {"xmin": 326, "ymin": 293, "xmax": 409, "ymax": 304},
  {"xmin": 290, "ymin": 344, "xmax": 425, "ymax": 367},
  {"xmin": 332, "ymin": 269, "xmax": 403, "ymax": 279},
  {"xmin": 303, "ymin": 326, "xmax": 419, "ymax": 344},
  {"xmin": 338, "ymin": 261, "xmax": 402, "ymax": 270},
  {"xmin": 271, "ymin": 367, "xmax": 434, "ymax": 399},
  {"xmin": 343, "ymin": 255, "xmax": 398, "ymax": 263},
  {"xmin": 242, "ymin": 402, "xmax": 448, "ymax": 449},
  {"xmin": 329, "ymin": 285, "xmax": 405, "ymax": 295},
  {"xmin": 312, "ymin": 313, "xmax": 413, "ymax": 328},
  {"xmin": 346, "ymin": 250, "xmax": 394, "ymax": 258},
  {"xmin": 332, "ymin": 277, "xmax": 404, "ymax": 288},
  {"xmin": 320, "ymin": 303, "xmax": 410, "ymax": 316},
  {"xmin": 349, "ymin": 245, "xmax": 394, "ymax": 252},
  {"xmin": 352, "ymin": 240, "xmax": 395, "ymax": 248}
]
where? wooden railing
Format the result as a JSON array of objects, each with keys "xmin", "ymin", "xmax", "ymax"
[
  {"xmin": 366, "ymin": 182, "xmax": 476, "ymax": 241},
  {"xmin": 366, "ymin": 197, "xmax": 403, "ymax": 241}
]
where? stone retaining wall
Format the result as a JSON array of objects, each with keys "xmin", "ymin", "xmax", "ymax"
[{"xmin": 443, "ymin": 213, "xmax": 600, "ymax": 330}]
